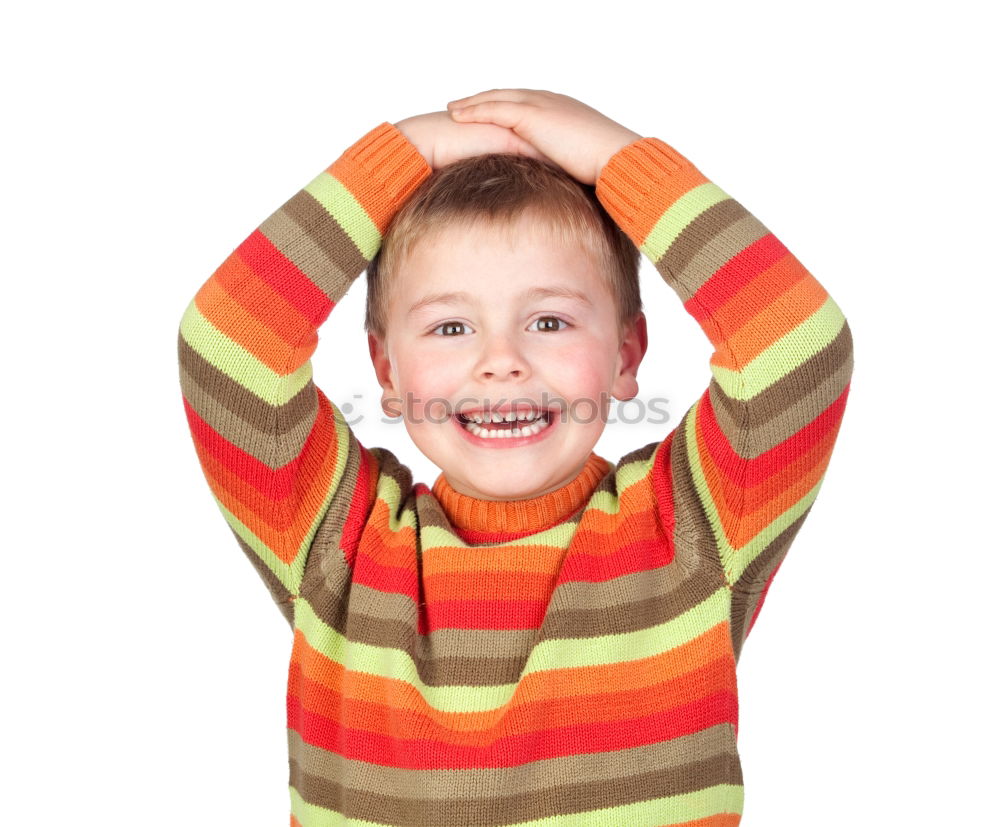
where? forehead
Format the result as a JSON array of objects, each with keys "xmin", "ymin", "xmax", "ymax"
[{"xmin": 396, "ymin": 213, "xmax": 607, "ymax": 290}]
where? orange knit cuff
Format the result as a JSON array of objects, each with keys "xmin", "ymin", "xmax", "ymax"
[
  {"xmin": 330, "ymin": 122, "xmax": 432, "ymax": 234},
  {"xmin": 595, "ymin": 137, "xmax": 695, "ymax": 246}
]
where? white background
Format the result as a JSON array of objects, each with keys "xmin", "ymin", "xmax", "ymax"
[{"xmin": 4, "ymin": 1, "xmax": 996, "ymax": 824}]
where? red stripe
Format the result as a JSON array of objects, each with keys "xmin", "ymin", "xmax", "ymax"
[
  {"xmin": 698, "ymin": 382, "xmax": 851, "ymax": 489},
  {"xmin": 338, "ymin": 441, "xmax": 376, "ymax": 569},
  {"xmin": 351, "ymin": 548, "xmax": 421, "ymax": 603},
  {"xmin": 236, "ymin": 229, "xmax": 334, "ymax": 326},
  {"xmin": 182, "ymin": 394, "xmax": 325, "ymax": 504},
  {"xmin": 651, "ymin": 432, "xmax": 679, "ymax": 554},
  {"xmin": 683, "ymin": 234, "xmax": 790, "ymax": 324},
  {"xmin": 287, "ymin": 689, "xmax": 738, "ymax": 769}
]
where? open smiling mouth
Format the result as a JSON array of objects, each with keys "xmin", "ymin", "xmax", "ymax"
[{"xmin": 455, "ymin": 410, "xmax": 553, "ymax": 440}]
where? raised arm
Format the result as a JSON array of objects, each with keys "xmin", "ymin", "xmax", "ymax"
[
  {"xmin": 176, "ymin": 123, "xmax": 431, "ymax": 623},
  {"xmin": 595, "ymin": 137, "xmax": 854, "ymax": 658}
]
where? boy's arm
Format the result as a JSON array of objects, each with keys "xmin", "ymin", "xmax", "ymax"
[
  {"xmin": 177, "ymin": 123, "xmax": 431, "ymax": 623},
  {"xmin": 595, "ymin": 138, "xmax": 855, "ymax": 657}
]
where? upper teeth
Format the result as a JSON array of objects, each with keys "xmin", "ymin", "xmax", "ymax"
[{"xmin": 465, "ymin": 411, "xmax": 542, "ymax": 423}]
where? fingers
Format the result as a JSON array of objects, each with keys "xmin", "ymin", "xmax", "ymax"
[
  {"xmin": 446, "ymin": 88, "xmax": 546, "ymax": 109},
  {"xmin": 450, "ymin": 100, "xmax": 530, "ymax": 130}
]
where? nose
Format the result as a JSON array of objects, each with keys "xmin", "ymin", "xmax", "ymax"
[{"xmin": 476, "ymin": 333, "xmax": 531, "ymax": 382}]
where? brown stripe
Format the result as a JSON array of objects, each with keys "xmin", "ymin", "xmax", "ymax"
[
  {"xmin": 260, "ymin": 189, "xmax": 369, "ymax": 301},
  {"xmin": 178, "ymin": 330, "xmax": 318, "ymax": 468},
  {"xmin": 542, "ymin": 554, "xmax": 726, "ymax": 640},
  {"xmin": 654, "ymin": 199, "xmax": 766, "ymax": 295},
  {"xmin": 706, "ymin": 320, "xmax": 854, "ymax": 457},
  {"xmin": 288, "ymin": 723, "xmax": 739, "ymax": 824},
  {"xmin": 617, "ymin": 439, "xmax": 660, "ymax": 468},
  {"xmin": 415, "ymin": 492, "xmax": 457, "ymax": 533}
]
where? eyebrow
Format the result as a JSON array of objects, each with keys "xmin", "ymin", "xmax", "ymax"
[{"xmin": 407, "ymin": 285, "xmax": 594, "ymax": 317}]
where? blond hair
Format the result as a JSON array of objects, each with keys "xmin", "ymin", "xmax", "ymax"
[{"xmin": 364, "ymin": 153, "xmax": 641, "ymax": 340}]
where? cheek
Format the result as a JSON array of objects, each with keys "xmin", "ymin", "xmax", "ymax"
[
  {"xmin": 540, "ymin": 343, "xmax": 618, "ymax": 425},
  {"xmin": 396, "ymin": 357, "xmax": 467, "ymax": 422},
  {"xmin": 545, "ymin": 342, "xmax": 614, "ymax": 393}
]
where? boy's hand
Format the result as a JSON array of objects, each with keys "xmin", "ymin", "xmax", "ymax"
[
  {"xmin": 394, "ymin": 111, "xmax": 551, "ymax": 171},
  {"xmin": 446, "ymin": 89, "xmax": 643, "ymax": 185}
]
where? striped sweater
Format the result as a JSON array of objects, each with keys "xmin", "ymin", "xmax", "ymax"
[{"xmin": 177, "ymin": 121, "xmax": 854, "ymax": 826}]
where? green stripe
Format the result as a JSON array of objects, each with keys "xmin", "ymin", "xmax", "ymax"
[
  {"xmin": 586, "ymin": 489, "xmax": 623, "ymax": 515},
  {"xmin": 180, "ymin": 299, "xmax": 312, "ymax": 404},
  {"xmin": 616, "ymin": 453, "xmax": 657, "ymax": 493},
  {"xmin": 525, "ymin": 586, "xmax": 729, "ymax": 675},
  {"xmin": 303, "ymin": 170, "xmax": 382, "ymax": 260},
  {"xmin": 709, "ymin": 296, "xmax": 848, "ymax": 399},
  {"xmin": 641, "ymin": 182, "xmax": 730, "ymax": 263},
  {"xmin": 418, "ymin": 520, "xmax": 578, "ymax": 551}
]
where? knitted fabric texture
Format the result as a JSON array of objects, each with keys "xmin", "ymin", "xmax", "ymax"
[{"xmin": 177, "ymin": 121, "xmax": 854, "ymax": 826}]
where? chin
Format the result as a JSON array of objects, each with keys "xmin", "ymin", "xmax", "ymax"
[{"xmin": 444, "ymin": 466, "xmax": 573, "ymax": 501}]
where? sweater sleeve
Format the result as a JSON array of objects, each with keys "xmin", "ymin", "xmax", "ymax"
[
  {"xmin": 596, "ymin": 138, "xmax": 854, "ymax": 658},
  {"xmin": 177, "ymin": 122, "xmax": 432, "ymax": 624}
]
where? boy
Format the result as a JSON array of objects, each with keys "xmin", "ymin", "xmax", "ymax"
[{"xmin": 177, "ymin": 89, "xmax": 854, "ymax": 825}]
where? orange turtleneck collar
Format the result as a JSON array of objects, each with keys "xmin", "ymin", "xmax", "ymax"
[{"xmin": 430, "ymin": 452, "xmax": 611, "ymax": 537}]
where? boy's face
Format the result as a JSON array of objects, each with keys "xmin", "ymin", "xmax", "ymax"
[{"xmin": 368, "ymin": 214, "xmax": 647, "ymax": 502}]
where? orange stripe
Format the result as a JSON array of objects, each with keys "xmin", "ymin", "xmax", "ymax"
[
  {"xmin": 727, "ymin": 431, "xmax": 839, "ymax": 546},
  {"xmin": 429, "ymin": 567, "xmax": 559, "ymax": 601},
  {"xmin": 711, "ymin": 263, "xmax": 831, "ymax": 372},
  {"xmin": 359, "ymin": 497, "xmax": 419, "ymax": 561},
  {"xmin": 576, "ymin": 501, "xmax": 660, "ymax": 542},
  {"xmin": 196, "ymin": 253, "xmax": 316, "ymax": 374}
]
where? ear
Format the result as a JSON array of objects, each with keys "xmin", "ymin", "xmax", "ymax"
[
  {"xmin": 611, "ymin": 312, "xmax": 649, "ymax": 402},
  {"xmin": 368, "ymin": 332, "xmax": 402, "ymax": 417}
]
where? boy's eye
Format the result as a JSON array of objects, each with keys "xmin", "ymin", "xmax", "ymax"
[
  {"xmin": 532, "ymin": 316, "xmax": 567, "ymax": 332},
  {"xmin": 433, "ymin": 321, "xmax": 469, "ymax": 336}
]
